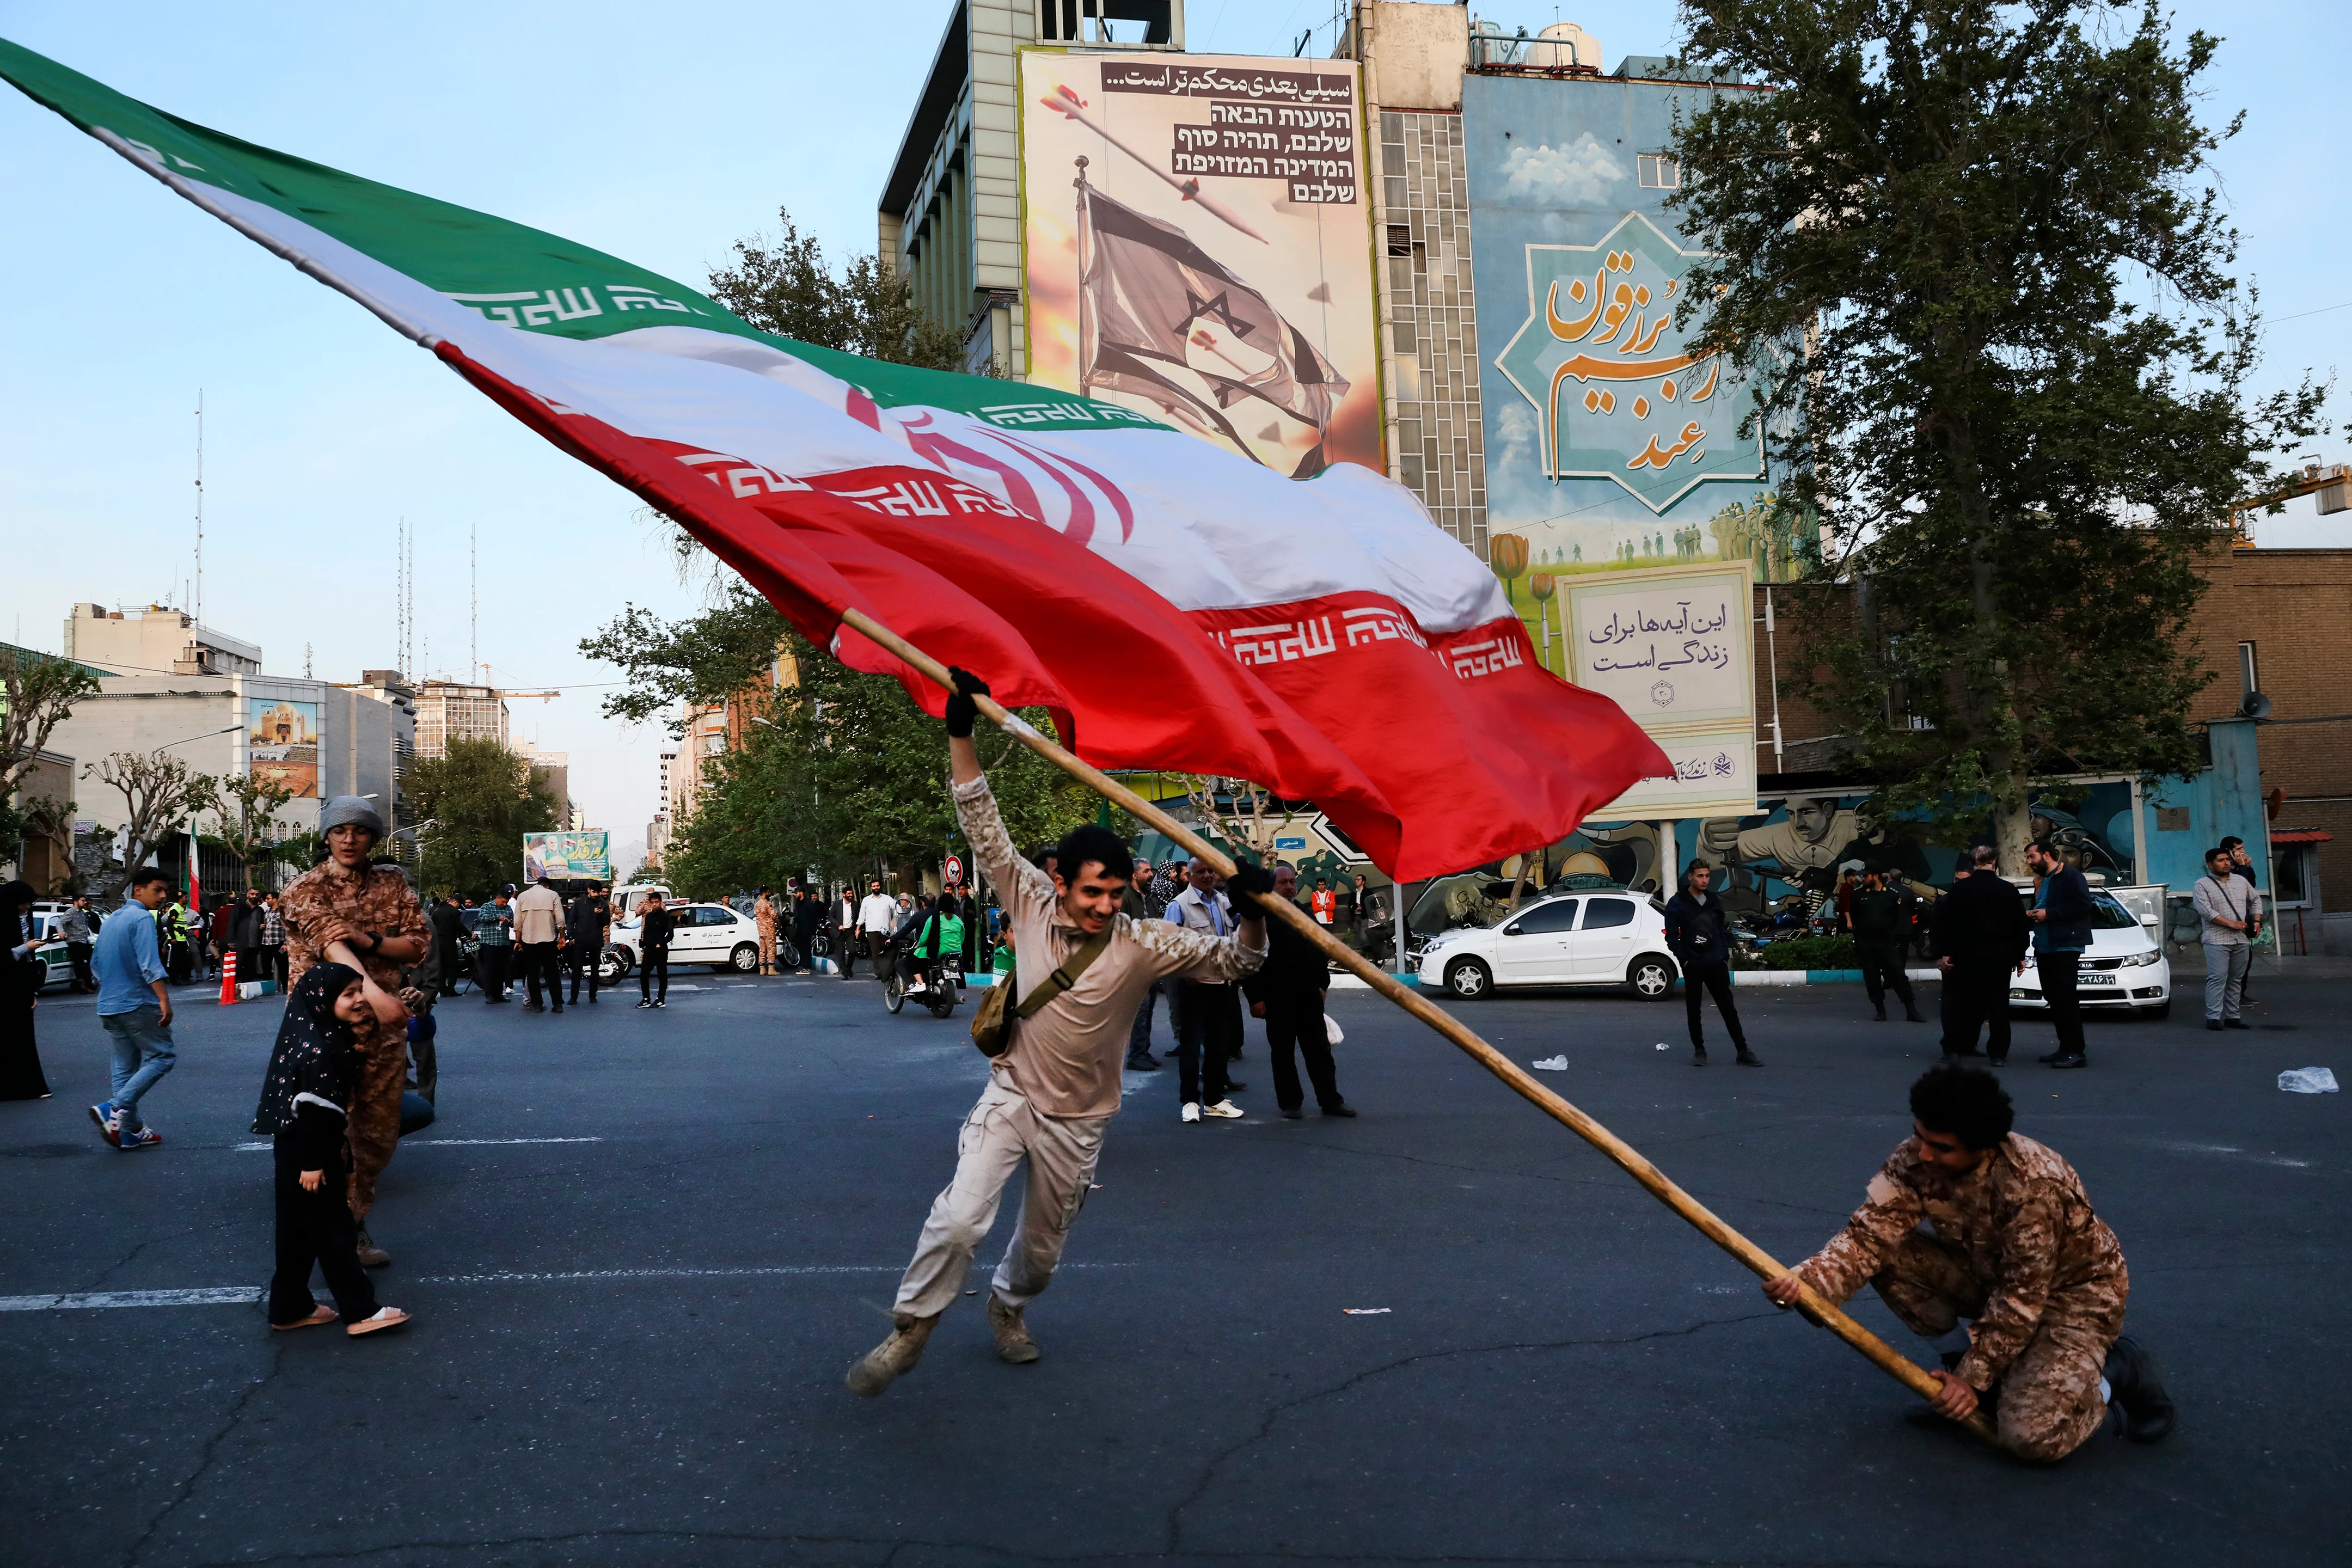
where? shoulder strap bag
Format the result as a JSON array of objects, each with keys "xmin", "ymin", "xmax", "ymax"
[{"xmin": 971, "ymin": 922, "xmax": 1116, "ymax": 1058}]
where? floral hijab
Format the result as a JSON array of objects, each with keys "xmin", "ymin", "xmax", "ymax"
[{"xmin": 250, "ymin": 961, "xmax": 362, "ymax": 1136}]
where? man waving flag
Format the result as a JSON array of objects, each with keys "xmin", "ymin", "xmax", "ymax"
[{"xmin": 1, "ymin": 39, "xmax": 1670, "ymax": 880}]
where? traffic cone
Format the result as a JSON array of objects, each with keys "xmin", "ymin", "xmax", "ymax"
[{"xmin": 219, "ymin": 948, "xmax": 238, "ymax": 1006}]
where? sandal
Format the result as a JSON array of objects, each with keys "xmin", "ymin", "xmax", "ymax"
[
  {"xmin": 271, "ymin": 1305, "xmax": 339, "ymax": 1331},
  {"xmin": 346, "ymin": 1307, "xmax": 411, "ymax": 1337}
]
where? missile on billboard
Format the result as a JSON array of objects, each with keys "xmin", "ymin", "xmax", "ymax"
[{"xmin": 1040, "ymin": 84, "xmax": 1269, "ymax": 244}]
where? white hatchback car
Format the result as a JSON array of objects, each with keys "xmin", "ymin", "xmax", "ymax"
[
  {"xmin": 1416, "ymin": 891, "xmax": 1679, "ymax": 1000},
  {"xmin": 2006, "ymin": 888, "xmax": 2172, "ymax": 1018},
  {"xmin": 609, "ymin": 902, "xmax": 764, "ymax": 976}
]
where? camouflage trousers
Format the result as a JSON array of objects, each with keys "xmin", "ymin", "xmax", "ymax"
[
  {"xmin": 344, "ymin": 1014, "xmax": 407, "ymax": 1222},
  {"xmin": 1873, "ymin": 1229, "xmax": 2127, "ymax": 1462}
]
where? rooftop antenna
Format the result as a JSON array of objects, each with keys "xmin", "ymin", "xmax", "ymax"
[
  {"xmin": 304, "ymin": 641, "xmax": 313, "ymax": 679},
  {"xmin": 469, "ymin": 519, "xmax": 477, "ymax": 677},
  {"xmin": 192, "ymin": 390, "xmax": 204, "ymax": 628}
]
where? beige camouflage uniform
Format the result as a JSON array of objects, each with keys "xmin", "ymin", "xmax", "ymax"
[
  {"xmin": 1794, "ymin": 1132, "xmax": 2128, "ymax": 1461},
  {"xmin": 279, "ymin": 859, "xmax": 432, "ymax": 1221}
]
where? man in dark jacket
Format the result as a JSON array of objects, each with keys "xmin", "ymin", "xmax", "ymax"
[
  {"xmin": 1846, "ymin": 868, "xmax": 1924, "ymax": 1023},
  {"xmin": 1929, "ymin": 844, "xmax": 2031, "ymax": 1063},
  {"xmin": 1243, "ymin": 865, "xmax": 1352, "ymax": 1118},
  {"xmin": 427, "ymin": 893, "xmax": 466, "ymax": 997},
  {"xmin": 791, "ymin": 881, "xmax": 821, "ymax": 974},
  {"xmin": 1122, "ymin": 861, "xmax": 1162, "ymax": 1071},
  {"xmin": 564, "ymin": 885, "xmax": 607, "ymax": 1004},
  {"xmin": 1662, "ymin": 861, "xmax": 1759, "ymax": 1066},
  {"xmin": 635, "ymin": 893, "xmax": 675, "ymax": 1008},
  {"xmin": 2026, "ymin": 838, "xmax": 2099, "ymax": 1069}
]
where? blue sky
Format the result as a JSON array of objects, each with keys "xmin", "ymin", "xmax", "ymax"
[{"xmin": 2, "ymin": 1, "xmax": 2343, "ymax": 844}]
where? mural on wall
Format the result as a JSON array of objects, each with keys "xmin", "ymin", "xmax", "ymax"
[
  {"xmin": 1020, "ymin": 50, "xmax": 1382, "ymax": 477},
  {"xmin": 247, "ymin": 698, "xmax": 320, "ymax": 799},
  {"xmin": 1693, "ymin": 783, "xmax": 2140, "ymax": 915},
  {"xmin": 1463, "ymin": 72, "xmax": 1811, "ymax": 675}
]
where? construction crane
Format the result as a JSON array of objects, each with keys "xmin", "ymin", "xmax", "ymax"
[
  {"xmin": 2230, "ymin": 460, "xmax": 2350, "ymax": 546},
  {"xmin": 475, "ymin": 664, "xmax": 559, "ymax": 701}
]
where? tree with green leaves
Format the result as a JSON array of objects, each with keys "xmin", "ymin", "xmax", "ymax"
[
  {"xmin": 405, "ymin": 737, "xmax": 560, "ymax": 899},
  {"xmin": 1669, "ymin": 1, "xmax": 2328, "ymax": 868},
  {"xmin": 2, "ymin": 645, "xmax": 102, "ymax": 801},
  {"xmin": 583, "ymin": 584, "xmax": 1094, "ymax": 897},
  {"xmin": 707, "ymin": 208, "xmax": 967, "ymax": 371}
]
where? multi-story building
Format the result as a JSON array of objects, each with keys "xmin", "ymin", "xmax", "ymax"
[
  {"xmin": 412, "ymin": 679, "xmax": 509, "ymax": 759},
  {"xmin": 45, "ymin": 608, "xmax": 412, "ymax": 899}
]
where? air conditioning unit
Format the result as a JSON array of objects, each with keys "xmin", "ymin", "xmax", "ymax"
[{"xmin": 2319, "ymin": 467, "xmax": 2349, "ymax": 517}]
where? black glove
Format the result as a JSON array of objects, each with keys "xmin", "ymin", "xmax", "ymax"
[
  {"xmin": 1227, "ymin": 862, "xmax": 1278, "ymax": 901},
  {"xmin": 944, "ymin": 667, "xmax": 991, "ymax": 739}
]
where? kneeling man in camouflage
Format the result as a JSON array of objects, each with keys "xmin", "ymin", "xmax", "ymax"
[{"xmin": 1763, "ymin": 1064, "xmax": 2174, "ymax": 1460}]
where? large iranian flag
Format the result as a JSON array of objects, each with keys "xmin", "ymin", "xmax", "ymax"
[{"xmin": 3, "ymin": 41, "xmax": 1669, "ymax": 879}]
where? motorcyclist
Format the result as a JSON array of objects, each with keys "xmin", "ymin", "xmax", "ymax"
[{"xmin": 892, "ymin": 893, "xmax": 966, "ymax": 995}]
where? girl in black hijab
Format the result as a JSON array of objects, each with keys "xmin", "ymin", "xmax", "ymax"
[
  {"xmin": 0, "ymin": 879, "xmax": 52, "ymax": 1100},
  {"xmin": 253, "ymin": 961, "xmax": 409, "ymax": 1336}
]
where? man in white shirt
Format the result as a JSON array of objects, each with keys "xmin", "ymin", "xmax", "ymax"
[
  {"xmin": 511, "ymin": 879, "xmax": 568, "ymax": 1014},
  {"xmin": 1166, "ymin": 860, "xmax": 1248, "ymax": 1122},
  {"xmin": 855, "ymin": 879, "xmax": 899, "ymax": 981}
]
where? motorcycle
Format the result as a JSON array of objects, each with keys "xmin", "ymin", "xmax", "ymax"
[{"xmin": 884, "ymin": 935, "xmax": 964, "ymax": 1019}]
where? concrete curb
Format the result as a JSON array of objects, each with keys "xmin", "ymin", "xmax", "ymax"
[{"xmin": 1732, "ymin": 969, "xmax": 1941, "ymax": 987}]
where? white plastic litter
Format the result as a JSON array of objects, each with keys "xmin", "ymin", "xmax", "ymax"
[
  {"xmin": 2278, "ymin": 1067, "xmax": 2339, "ymax": 1094},
  {"xmin": 1532, "ymin": 1055, "xmax": 1569, "ymax": 1071},
  {"xmin": 1655, "ymin": 1042, "xmax": 1670, "ymax": 1051},
  {"xmin": 1343, "ymin": 1308, "xmax": 1392, "ymax": 1315},
  {"xmin": 1325, "ymin": 1015, "xmax": 1345, "ymax": 1047}
]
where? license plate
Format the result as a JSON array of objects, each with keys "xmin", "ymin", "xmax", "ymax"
[{"xmin": 2079, "ymin": 972, "xmax": 2118, "ymax": 986}]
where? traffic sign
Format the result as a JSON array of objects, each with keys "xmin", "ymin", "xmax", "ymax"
[{"xmin": 944, "ymin": 854, "xmax": 965, "ymax": 886}]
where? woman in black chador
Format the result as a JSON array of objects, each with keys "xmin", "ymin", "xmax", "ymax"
[
  {"xmin": 0, "ymin": 879, "xmax": 52, "ymax": 1100},
  {"xmin": 252, "ymin": 961, "xmax": 410, "ymax": 1337}
]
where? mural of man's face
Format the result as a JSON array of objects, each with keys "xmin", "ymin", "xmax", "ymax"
[{"xmin": 1790, "ymin": 798, "xmax": 1835, "ymax": 846}]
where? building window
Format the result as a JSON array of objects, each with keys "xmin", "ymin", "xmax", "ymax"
[
  {"xmin": 2272, "ymin": 845, "xmax": 2308, "ymax": 905},
  {"xmin": 2238, "ymin": 640, "xmax": 2259, "ymax": 701},
  {"xmin": 1637, "ymin": 154, "xmax": 1681, "ymax": 189}
]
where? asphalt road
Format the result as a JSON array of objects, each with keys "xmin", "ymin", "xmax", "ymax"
[{"xmin": 2, "ymin": 963, "xmax": 2344, "ymax": 1567}]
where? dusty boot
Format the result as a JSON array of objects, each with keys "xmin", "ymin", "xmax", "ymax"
[
  {"xmin": 987, "ymin": 1294, "xmax": 1041, "ymax": 1364},
  {"xmin": 845, "ymin": 1311, "xmax": 938, "ymax": 1398},
  {"xmin": 354, "ymin": 1227, "xmax": 391, "ymax": 1269}
]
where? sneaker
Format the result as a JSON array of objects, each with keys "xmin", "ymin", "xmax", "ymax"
[
  {"xmin": 635, "ymin": 999, "xmax": 652, "ymax": 1009},
  {"xmin": 1321, "ymin": 1104, "xmax": 1358, "ymax": 1118},
  {"xmin": 2204, "ymin": 1019, "xmax": 2224, "ymax": 1032},
  {"xmin": 1181, "ymin": 1101, "xmax": 1202, "ymax": 1123},
  {"xmin": 1124, "ymin": 1052, "xmax": 1161, "ymax": 1071},
  {"xmin": 654, "ymin": 1000, "xmax": 667, "ymax": 1009},
  {"xmin": 1280, "ymin": 1108, "xmax": 1303, "ymax": 1119},
  {"xmin": 2045, "ymin": 1053, "xmax": 2088, "ymax": 1069},
  {"xmin": 1223, "ymin": 1080, "xmax": 1247, "ymax": 1093},
  {"xmin": 1735, "ymin": 1049, "xmax": 1763, "ymax": 1067},
  {"xmin": 89, "ymin": 1103, "xmax": 119, "ymax": 1148},
  {"xmin": 118, "ymin": 1128, "xmax": 163, "ymax": 1151},
  {"xmin": 2223, "ymin": 1019, "xmax": 2251, "ymax": 1031},
  {"xmin": 2103, "ymin": 1334, "xmax": 2176, "ymax": 1443},
  {"xmin": 1203, "ymin": 1100, "xmax": 1244, "ymax": 1119}
]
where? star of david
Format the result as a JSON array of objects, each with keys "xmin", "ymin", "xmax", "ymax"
[{"xmin": 1183, "ymin": 289, "xmax": 1256, "ymax": 340}]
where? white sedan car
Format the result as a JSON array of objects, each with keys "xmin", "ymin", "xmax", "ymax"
[
  {"xmin": 2006, "ymin": 889, "xmax": 2172, "ymax": 1018},
  {"xmin": 1416, "ymin": 892, "xmax": 1679, "ymax": 1000},
  {"xmin": 608, "ymin": 902, "xmax": 764, "ymax": 976}
]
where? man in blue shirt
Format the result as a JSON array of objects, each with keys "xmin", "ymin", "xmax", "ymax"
[
  {"xmin": 2025, "ymin": 838, "xmax": 2098, "ymax": 1070},
  {"xmin": 90, "ymin": 867, "xmax": 177, "ymax": 1150}
]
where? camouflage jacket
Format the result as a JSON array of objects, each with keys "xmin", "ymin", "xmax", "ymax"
[
  {"xmin": 278, "ymin": 859, "xmax": 431, "ymax": 995},
  {"xmin": 1796, "ymin": 1133, "xmax": 2127, "ymax": 1391}
]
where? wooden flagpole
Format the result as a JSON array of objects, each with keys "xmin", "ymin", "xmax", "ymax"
[{"xmin": 843, "ymin": 606, "xmax": 1994, "ymax": 1443}]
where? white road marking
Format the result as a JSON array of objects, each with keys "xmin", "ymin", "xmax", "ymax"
[
  {"xmin": 0, "ymin": 1261, "xmax": 1131, "ymax": 1312},
  {"xmin": 230, "ymin": 1137, "xmax": 605, "ymax": 1152}
]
